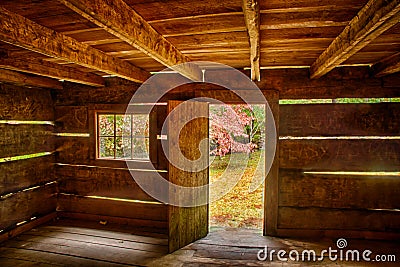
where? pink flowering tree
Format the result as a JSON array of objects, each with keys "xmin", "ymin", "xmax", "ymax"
[{"xmin": 210, "ymin": 104, "xmax": 264, "ymax": 157}]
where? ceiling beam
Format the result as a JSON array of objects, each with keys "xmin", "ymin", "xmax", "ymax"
[
  {"xmin": 0, "ymin": 55, "xmax": 105, "ymax": 87},
  {"xmin": 58, "ymin": 0, "xmax": 203, "ymax": 81},
  {"xmin": 373, "ymin": 52, "xmax": 400, "ymax": 77},
  {"xmin": 310, "ymin": 0, "xmax": 400, "ymax": 79},
  {"xmin": 0, "ymin": 7, "xmax": 150, "ymax": 83},
  {"xmin": 242, "ymin": 0, "xmax": 261, "ymax": 81},
  {"xmin": 0, "ymin": 69, "xmax": 63, "ymax": 90}
]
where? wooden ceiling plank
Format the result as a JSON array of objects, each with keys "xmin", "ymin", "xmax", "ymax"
[
  {"xmin": 310, "ymin": 0, "xmax": 400, "ymax": 79},
  {"xmin": 0, "ymin": 55, "xmax": 105, "ymax": 87},
  {"xmin": 0, "ymin": 7, "xmax": 150, "ymax": 83},
  {"xmin": 58, "ymin": 0, "xmax": 202, "ymax": 81},
  {"xmin": 0, "ymin": 69, "xmax": 63, "ymax": 90},
  {"xmin": 373, "ymin": 52, "xmax": 400, "ymax": 77},
  {"xmin": 242, "ymin": 0, "xmax": 261, "ymax": 81}
]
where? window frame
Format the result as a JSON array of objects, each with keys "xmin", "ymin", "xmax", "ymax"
[
  {"xmin": 89, "ymin": 104, "xmax": 157, "ymax": 165},
  {"xmin": 97, "ymin": 112, "xmax": 150, "ymax": 160}
]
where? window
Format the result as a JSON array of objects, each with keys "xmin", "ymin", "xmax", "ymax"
[{"xmin": 97, "ymin": 113, "xmax": 149, "ymax": 160}]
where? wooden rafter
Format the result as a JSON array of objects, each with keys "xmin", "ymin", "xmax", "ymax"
[
  {"xmin": 0, "ymin": 69, "xmax": 63, "ymax": 89},
  {"xmin": 0, "ymin": 7, "xmax": 150, "ymax": 83},
  {"xmin": 58, "ymin": 0, "xmax": 203, "ymax": 81},
  {"xmin": 242, "ymin": 0, "xmax": 261, "ymax": 81},
  {"xmin": 310, "ymin": 0, "xmax": 400, "ymax": 79},
  {"xmin": 373, "ymin": 52, "xmax": 400, "ymax": 77},
  {"xmin": 0, "ymin": 55, "xmax": 105, "ymax": 87}
]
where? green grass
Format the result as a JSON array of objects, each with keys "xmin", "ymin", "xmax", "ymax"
[
  {"xmin": 279, "ymin": 98, "xmax": 400, "ymax": 105},
  {"xmin": 209, "ymin": 150, "xmax": 264, "ymax": 229},
  {"xmin": 0, "ymin": 152, "xmax": 52, "ymax": 163}
]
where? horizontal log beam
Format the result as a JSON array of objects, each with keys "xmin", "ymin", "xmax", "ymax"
[
  {"xmin": 310, "ymin": 0, "xmax": 400, "ymax": 79},
  {"xmin": 0, "ymin": 56, "xmax": 105, "ymax": 87},
  {"xmin": 59, "ymin": 0, "xmax": 202, "ymax": 81},
  {"xmin": 373, "ymin": 52, "xmax": 400, "ymax": 77},
  {"xmin": 0, "ymin": 7, "xmax": 150, "ymax": 83},
  {"xmin": 0, "ymin": 69, "xmax": 63, "ymax": 89}
]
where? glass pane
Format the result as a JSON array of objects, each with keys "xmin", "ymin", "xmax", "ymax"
[
  {"xmin": 133, "ymin": 114, "xmax": 149, "ymax": 136},
  {"xmin": 99, "ymin": 137, "xmax": 114, "ymax": 158},
  {"xmin": 116, "ymin": 137, "xmax": 132, "ymax": 159},
  {"xmin": 133, "ymin": 137, "xmax": 149, "ymax": 159},
  {"xmin": 116, "ymin": 114, "xmax": 131, "ymax": 136},
  {"xmin": 99, "ymin": 114, "xmax": 114, "ymax": 136}
]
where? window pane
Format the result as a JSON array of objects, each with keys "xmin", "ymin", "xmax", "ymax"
[
  {"xmin": 99, "ymin": 115, "xmax": 114, "ymax": 136},
  {"xmin": 116, "ymin": 115, "xmax": 131, "ymax": 136},
  {"xmin": 133, "ymin": 137, "xmax": 149, "ymax": 159},
  {"xmin": 133, "ymin": 114, "xmax": 149, "ymax": 136},
  {"xmin": 99, "ymin": 137, "xmax": 114, "ymax": 158},
  {"xmin": 116, "ymin": 137, "xmax": 132, "ymax": 159}
]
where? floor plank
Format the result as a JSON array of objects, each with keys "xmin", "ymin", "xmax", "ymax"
[
  {"xmin": 48, "ymin": 218, "xmax": 168, "ymax": 239},
  {"xmin": 3, "ymin": 238, "xmax": 162, "ymax": 266},
  {"xmin": 0, "ymin": 220, "xmax": 398, "ymax": 266},
  {"xmin": 0, "ymin": 247, "xmax": 130, "ymax": 267},
  {"xmin": 25, "ymin": 228, "xmax": 166, "ymax": 252}
]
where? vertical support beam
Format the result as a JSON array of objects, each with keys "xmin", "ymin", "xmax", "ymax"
[
  {"xmin": 242, "ymin": 0, "xmax": 261, "ymax": 81},
  {"xmin": 264, "ymin": 90, "xmax": 279, "ymax": 236}
]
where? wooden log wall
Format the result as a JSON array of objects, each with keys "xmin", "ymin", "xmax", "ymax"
[
  {"xmin": 53, "ymin": 78, "xmax": 174, "ymax": 232},
  {"xmin": 275, "ymin": 68, "xmax": 400, "ymax": 239},
  {"xmin": 0, "ymin": 84, "xmax": 57, "ymax": 233}
]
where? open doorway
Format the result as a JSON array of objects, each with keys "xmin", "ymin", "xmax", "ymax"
[{"xmin": 209, "ymin": 104, "xmax": 265, "ymax": 230}]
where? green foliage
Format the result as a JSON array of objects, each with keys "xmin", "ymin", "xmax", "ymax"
[
  {"xmin": 280, "ymin": 98, "xmax": 400, "ymax": 105},
  {"xmin": 98, "ymin": 114, "xmax": 149, "ymax": 159},
  {"xmin": 209, "ymin": 150, "xmax": 264, "ymax": 229}
]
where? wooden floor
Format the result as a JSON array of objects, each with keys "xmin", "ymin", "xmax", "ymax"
[{"xmin": 0, "ymin": 219, "xmax": 399, "ymax": 266}]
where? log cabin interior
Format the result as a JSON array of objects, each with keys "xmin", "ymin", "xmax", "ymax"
[{"xmin": 0, "ymin": 0, "xmax": 400, "ymax": 266}]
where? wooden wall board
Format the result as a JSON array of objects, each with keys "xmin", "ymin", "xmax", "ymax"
[
  {"xmin": 278, "ymin": 207, "xmax": 400, "ymax": 231},
  {"xmin": 275, "ymin": 228, "xmax": 400, "ymax": 240},
  {"xmin": 0, "ymin": 183, "xmax": 57, "ymax": 230},
  {"xmin": 55, "ymin": 106, "xmax": 89, "ymax": 133},
  {"xmin": 279, "ymin": 139, "xmax": 400, "ymax": 171},
  {"xmin": 56, "ymin": 136, "xmax": 90, "ymax": 164},
  {"xmin": 57, "ymin": 194, "xmax": 168, "ymax": 222},
  {"xmin": 202, "ymin": 68, "xmax": 400, "ymax": 99},
  {"xmin": 57, "ymin": 212, "xmax": 168, "ymax": 233},
  {"xmin": 279, "ymin": 170, "xmax": 400, "ymax": 210},
  {"xmin": 280, "ymin": 103, "xmax": 400, "ymax": 136},
  {"xmin": 196, "ymin": 89, "xmax": 279, "ymax": 104},
  {"xmin": 54, "ymin": 81, "xmax": 138, "ymax": 106},
  {"xmin": 57, "ymin": 164, "xmax": 165, "ymax": 202},
  {"xmin": 0, "ymin": 124, "xmax": 54, "ymax": 158},
  {"xmin": 54, "ymin": 77, "xmax": 193, "ymax": 106},
  {"xmin": 0, "ymin": 212, "xmax": 57, "ymax": 243},
  {"xmin": 0, "ymin": 84, "xmax": 54, "ymax": 121},
  {"xmin": 0, "ymin": 155, "xmax": 55, "ymax": 195}
]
